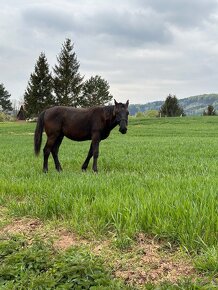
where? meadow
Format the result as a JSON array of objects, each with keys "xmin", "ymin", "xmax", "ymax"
[{"xmin": 0, "ymin": 116, "xmax": 217, "ymax": 288}]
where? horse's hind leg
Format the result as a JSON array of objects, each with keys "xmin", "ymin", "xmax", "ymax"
[
  {"xmin": 43, "ymin": 136, "xmax": 57, "ymax": 173},
  {"xmin": 51, "ymin": 134, "xmax": 64, "ymax": 172},
  {"xmin": 82, "ymin": 143, "xmax": 93, "ymax": 171}
]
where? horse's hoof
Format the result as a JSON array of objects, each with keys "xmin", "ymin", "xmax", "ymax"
[{"xmin": 82, "ymin": 166, "xmax": 87, "ymax": 172}]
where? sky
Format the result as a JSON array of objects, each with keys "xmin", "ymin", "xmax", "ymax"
[{"xmin": 1, "ymin": 0, "xmax": 218, "ymax": 105}]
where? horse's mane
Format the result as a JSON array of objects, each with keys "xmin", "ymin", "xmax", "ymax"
[{"xmin": 103, "ymin": 105, "xmax": 115, "ymax": 121}]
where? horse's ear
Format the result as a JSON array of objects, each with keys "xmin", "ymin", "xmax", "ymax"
[
  {"xmin": 113, "ymin": 99, "xmax": 117, "ymax": 116},
  {"xmin": 126, "ymin": 100, "xmax": 129, "ymax": 107}
]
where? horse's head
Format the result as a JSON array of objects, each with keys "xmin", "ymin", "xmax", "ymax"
[{"xmin": 114, "ymin": 99, "xmax": 129, "ymax": 134}]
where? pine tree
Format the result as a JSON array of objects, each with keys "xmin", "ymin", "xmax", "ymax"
[
  {"xmin": 159, "ymin": 94, "xmax": 184, "ymax": 117},
  {"xmin": 24, "ymin": 52, "xmax": 54, "ymax": 117},
  {"xmin": 80, "ymin": 75, "xmax": 113, "ymax": 107},
  {"xmin": 53, "ymin": 38, "xmax": 83, "ymax": 107},
  {"xmin": 203, "ymin": 105, "xmax": 216, "ymax": 116},
  {"xmin": 0, "ymin": 83, "xmax": 12, "ymax": 111}
]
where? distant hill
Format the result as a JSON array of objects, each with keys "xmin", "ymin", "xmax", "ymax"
[{"xmin": 129, "ymin": 94, "xmax": 218, "ymax": 116}]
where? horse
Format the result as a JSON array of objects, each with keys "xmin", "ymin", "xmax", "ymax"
[{"xmin": 34, "ymin": 99, "xmax": 129, "ymax": 173}]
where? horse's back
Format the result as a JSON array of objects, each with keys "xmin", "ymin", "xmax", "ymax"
[{"xmin": 44, "ymin": 106, "xmax": 105, "ymax": 141}]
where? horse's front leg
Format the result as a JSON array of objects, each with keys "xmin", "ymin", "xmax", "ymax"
[
  {"xmin": 92, "ymin": 133, "xmax": 100, "ymax": 173},
  {"xmin": 82, "ymin": 143, "xmax": 93, "ymax": 171}
]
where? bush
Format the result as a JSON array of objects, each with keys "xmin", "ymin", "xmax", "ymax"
[
  {"xmin": 135, "ymin": 111, "xmax": 145, "ymax": 118},
  {"xmin": 0, "ymin": 112, "xmax": 14, "ymax": 122},
  {"xmin": 144, "ymin": 110, "xmax": 159, "ymax": 118}
]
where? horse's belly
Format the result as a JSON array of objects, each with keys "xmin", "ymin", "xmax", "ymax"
[
  {"xmin": 64, "ymin": 132, "xmax": 91, "ymax": 141},
  {"xmin": 62, "ymin": 121, "xmax": 91, "ymax": 141}
]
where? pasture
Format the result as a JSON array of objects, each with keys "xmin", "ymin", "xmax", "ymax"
[{"xmin": 0, "ymin": 117, "xmax": 217, "ymax": 288}]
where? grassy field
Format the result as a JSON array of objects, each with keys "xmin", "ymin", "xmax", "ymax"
[{"xmin": 0, "ymin": 117, "xmax": 217, "ymax": 288}]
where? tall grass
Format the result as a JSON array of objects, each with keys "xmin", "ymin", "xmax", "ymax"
[{"xmin": 0, "ymin": 117, "xmax": 217, "ymax": 252}]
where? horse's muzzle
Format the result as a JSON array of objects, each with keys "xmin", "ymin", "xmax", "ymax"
[
  {"xmin": 119, "ymin": 119, "xmax": 128, "ymax": 134},
  {"xmin": 119, "ymin": 127, "xmax": 127, "ymax": 134}
]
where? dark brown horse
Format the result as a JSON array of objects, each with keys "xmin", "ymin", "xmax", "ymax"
[{"xmin": 34, "ymin": 99, "xmax": 129, "ymax": 173}]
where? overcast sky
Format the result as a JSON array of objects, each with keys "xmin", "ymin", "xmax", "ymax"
[{"xmin": 1, "ymin": 0, "xmax": 218, "ymax": 105}]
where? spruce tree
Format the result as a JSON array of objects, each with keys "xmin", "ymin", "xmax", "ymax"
[
  {"xmin": 0, "ymin": 83, "xmax": 12, "ymax": 111},
  {"xmin": 203, "ymin": 105, "xmax": 216, "ymax": 116},
  {"xmin": 80, "ymin": 75, "xmax": 113, "ymax": 107},
  {"xmin": 159, "ymin": 94, "xmax": 184, "ymax": 117},
  {"xmin": 53, "ymin": 38, "xmax": 83, "ymax": 107},
  {"xmin": 24, "ymin": 52, "xmax": 54, "ymax": 117}
]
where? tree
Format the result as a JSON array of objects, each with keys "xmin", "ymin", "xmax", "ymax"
[
  {"xmin": 53, "ymin": 38, "xmax": 83, "ymax": 107},
  {"xmin": 17, "ymin": 105, "xmax": 26, "ymax": 120},
  {"xmin": 159, "ymin": 94, "xmax": 184, "ymax": 117},
  {"xmin": 203, "ymin": 105, "xmax": 216, "ymax": 116},
  {"xmin": 24, "ymin": 52, "xmax": 54, "ymax": 117},
  {"xmin": 0, "ymin": 83, "xmax": 12, "ymax": 111},
  {"xmin": 80, "ymin": 75, "xmax": 113, "ymax": 107}
]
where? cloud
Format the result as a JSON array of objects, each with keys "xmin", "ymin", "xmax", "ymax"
[
  {"xmin": 143, "ymin": 0, "xmax": 218, "ymax": 27},
  {"xmin": 21, "ymin": 3, "xmax": 172, "ymax": 47},
  {"xmin": 1, "ymin": 0, "xmax": 218, "ymax": 104}
]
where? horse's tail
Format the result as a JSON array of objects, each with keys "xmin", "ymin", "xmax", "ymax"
[{"xmin": 34, "ymin": 111, "xmax": 45, "ymax": 156}]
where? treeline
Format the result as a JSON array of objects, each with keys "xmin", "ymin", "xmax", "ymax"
[
  {"xmin": 0, "ymin": 38, "xmax": 113, "ymax": 118},
  {"xmin": 130, "ymin": 95, "xmax": 184, "ymax": 117},
  {"xmin": 130, "ymin": 94, "xmax": 184, "ymax": 117},
  {"xmin": 24, "ymin": 38, "xmax": 113, "ymax": 117},
  {"xmin": 132, "ymin": 94, "xmax": 218, "ymax": 117},
  {"xmin": 129, "ymin": 94, "xmax": 218, "ymax": 116}
]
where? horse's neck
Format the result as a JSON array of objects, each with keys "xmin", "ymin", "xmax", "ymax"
[{"xmin": 104, "ymin": 106, "xmax": 118, "ymax": 130}]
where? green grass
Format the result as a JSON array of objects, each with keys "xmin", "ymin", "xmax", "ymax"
[
  {"xmin": 0, "ymin": 117, "xmax": 217, "ymax": 285},
  {"xmin": 1, "ymin": 235, "xmax": 214, "ymax": 290},
  {"xmin": 0, "ymin": 235, "xmax": 128, "ymax": 289}
]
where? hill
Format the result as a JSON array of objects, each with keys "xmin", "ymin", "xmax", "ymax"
[{"xmin": 129, "ymin": 94, "xmax": 218, "ymax": 116}]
